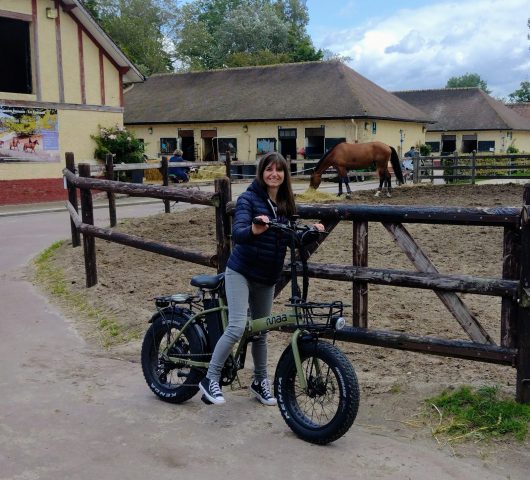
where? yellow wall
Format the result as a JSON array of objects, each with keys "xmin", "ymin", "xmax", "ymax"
[
  {"xmin": 0, "ymin": 0, "xmax": 125, "ymax": 180},
  {"xmin": 130, "ymin": 119, "xmax": 426, "ymax": 161}
]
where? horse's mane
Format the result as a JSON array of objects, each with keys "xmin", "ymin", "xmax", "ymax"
[{"xmin": 313, "ymin": 141, "xmax": 345, "ymax": 172}]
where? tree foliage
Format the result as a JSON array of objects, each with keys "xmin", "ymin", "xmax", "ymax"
[
  {"xmin": 172, "ymin": 0, "xmax": 322, "ymax": 70},
  {"xmin": 446, "ymin": 73, "xmax": 491, "ymax": 94},
  {"xmin": 508, "ymin": 81, "xmax": 530, "ymax": 103},
  {"xmin": 81, "ymin": 0, "xmax": 173, "ymax": 76}
]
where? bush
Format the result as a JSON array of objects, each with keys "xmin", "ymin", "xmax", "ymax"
[
  {"xmin": 91, "ymin": 125, "xmax": 145, "ymax": 164},
  {"xmin": 419, "ymin": 143, "xmax": 432, "ymax": 156}
]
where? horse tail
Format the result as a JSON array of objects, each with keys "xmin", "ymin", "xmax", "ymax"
[
  {"xmin": 313, "ymin": 142, "xmax": 343, "ymax": 173},
  {"xmin": 389, "ymin": 147, "xmax": 404, "ymax": 184}
]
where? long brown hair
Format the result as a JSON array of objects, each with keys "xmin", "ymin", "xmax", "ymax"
[{"xmin": 256, "ymin": 152, "xmax": 296, "ymax": 218}]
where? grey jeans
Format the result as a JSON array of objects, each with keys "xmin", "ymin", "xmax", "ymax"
[{"xmin": 206, "ymin": 267, "xmax": 275, "ymax": 383}]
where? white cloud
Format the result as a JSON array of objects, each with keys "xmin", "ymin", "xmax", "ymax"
[{"xmin": 314, "ymin": 0, "xmax": 530, "ymax": 97}]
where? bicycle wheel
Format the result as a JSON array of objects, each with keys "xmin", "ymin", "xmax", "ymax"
[
  {"xmin": 274, "ymin": 340, "xmax": 359, "ymax": 444},
  {"xmin": 141, "ymin": 311, "xmax": 206, "ymax": 404}
]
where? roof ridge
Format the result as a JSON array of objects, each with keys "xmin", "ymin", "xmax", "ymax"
[
  {"xmin": 148, "ymin": 60, "xmax": 335, "ymax": 79},
  {"xmin": 393, "ymin": 87, "xmax": 481, "ymax": 94}
]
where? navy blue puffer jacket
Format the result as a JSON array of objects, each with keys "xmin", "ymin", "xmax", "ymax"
[{"xmin": 226, "ymin": 180, "xmax": 290, "ymax": 285}]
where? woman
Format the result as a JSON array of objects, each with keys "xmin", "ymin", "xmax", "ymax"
[
  {"xmin": 168, "ymin": 149, "xmax": 189, "ymax": 183},
  {"xmin": 200, "ymin": 152, "xmax": 323, "ymax": 406}
]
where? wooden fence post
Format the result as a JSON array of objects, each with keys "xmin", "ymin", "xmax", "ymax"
[
  {"xmin": 78, "ymin": 163, "xmax": 97, "ymax": 287},
  {"xmin": 501, "ymin": 226, "xmax": 520, "ymax": 348},
  {"xmin": 215, "ymin": 177, "xmax": 232, "ymax": 273},
  {"xmin": 470, "ymin": 150, "xmax": 476, "ymax": 185},
  {"xmin": 225, "ymin": 151, "xmax": 232, "ymax": 179},
  {"xmin": 516, "ymin": 185, "xmax": 530, "ymax": 402},
  {"xmin": 105, "ymin": 153, "xmax": 117, "ymax": 227},
  {"xmin": 65, "ymin": 152, "xmax": 81, "ymax": 247},
  {"xmin": 413, "ymin": 156, "xmax": 420, "ymax": 184},
  {"xmin": 161, "ymin": 156, "xmax": 170, "ymax": 213},
  {"xmin": 352, "ymin": 221, "xmax": 368, "ymax": 327}
]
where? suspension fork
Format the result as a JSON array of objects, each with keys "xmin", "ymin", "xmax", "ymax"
[{"xmin": 291, "ymin": 330, "xmax": 324, "ymax": 391}]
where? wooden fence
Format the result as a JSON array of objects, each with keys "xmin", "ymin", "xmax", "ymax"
[
  {"xmin": 63, "ymin": 151, "xmax": 530, "ymax": 404},
  {"xmin": 412, "ymin": 152, "xmax": 530, "ymax": 184}
]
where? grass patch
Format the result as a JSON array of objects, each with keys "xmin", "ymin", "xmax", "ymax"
[
  {"xmin": 33, "ymin": 241, "xmax": 129, "ymax": 348},
  {"xmin": 426, "ymin": 385, "xmax": 530, "ymax": 443}
]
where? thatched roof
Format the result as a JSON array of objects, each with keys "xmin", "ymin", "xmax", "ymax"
[
  {"xmin": 124, "ymin": 61, "xmax": 431, "ymax": 124},
  {"xmin": 506, "ymin": 103, "xmax": 530, "ymax": 122},
  {"xmin": 393, "ymin": 88, "xmax": 530, "ymax": 131}
]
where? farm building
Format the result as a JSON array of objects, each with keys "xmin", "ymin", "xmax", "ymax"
[
  {"xmin": 0, "ymin": 0, "xmax": 143, "ymax": 204},
  {"xmin": 393, "ymin": 88, "xmax": 530, "ymax": 154},
  {"xmin": 123, "ymin": 61, "xmax": 432, "ymax": 166}
]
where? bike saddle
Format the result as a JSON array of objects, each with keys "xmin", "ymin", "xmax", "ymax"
[{"xmin": 190, "ymin": 273, "xmax": 225, "ymax": 290}]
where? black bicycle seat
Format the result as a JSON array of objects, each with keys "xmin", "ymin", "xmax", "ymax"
[{"xmin": 190, "ymin": 273, "xmax": 225, "ymax": 290}]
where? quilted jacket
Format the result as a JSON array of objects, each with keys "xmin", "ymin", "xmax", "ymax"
[{"xmin": 226, "ymin": 180, "xmax": 290, "ymax": 285}]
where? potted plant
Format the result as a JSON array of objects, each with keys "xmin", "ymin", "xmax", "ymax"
[{"xmin": 92, "ymin": 125, "xmax": 145, "ymax": 183}]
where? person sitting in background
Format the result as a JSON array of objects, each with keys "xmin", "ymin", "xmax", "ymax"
[
  {"xmin": 402, "ymin": 146, "xmax": 418, "ymax": 183},
  {"xmin": 168, "ymin": 149, "xmax": 189, "ymax": 183}
]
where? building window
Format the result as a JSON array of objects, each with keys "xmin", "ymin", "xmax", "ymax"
[
  {"xmin": 325, "ymin": 138, "xmax": 346, "ymax": 151},
  {"xmin": 278, "ymin": 128, "xmax": 296, "ymax": 139},
  {"xmin": 372, "ymin": 122, "xmax": 377, "ymax": 134},
  {"xmin": 478, "ymin": 141, "xmax": 495, "ymax": 152},
  {"xmin": 214, "ymin": 137, "xmax": 237, "ymax": 160},
  {"xmin": 426, "ymin": 141, "xmax": 440, "ymax": 153},
  {"xmin": 257, "ymin": 138, "xmax": 277, "ymax": 155},
  {"xmin": 0, "ymin": 17, "xmax": 32, "ymax": 94},
  {"xmin": 160, "ymin": 138, "xmax": 177, "ymax": 154},
  {"xmin": 304, "ymin": 127, "xmax": 325, "ymax": 158}
]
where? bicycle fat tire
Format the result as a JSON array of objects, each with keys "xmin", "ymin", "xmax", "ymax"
[
  {"xmin": 274, "ymin": 341, "xmax": 359, "ymax": 445},
  {"xmin": 141, "ymin": 311, "xmax": 206, "ymax": 404}
]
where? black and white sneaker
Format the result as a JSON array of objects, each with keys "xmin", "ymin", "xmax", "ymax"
[
  {"xmin": 249, "ymin": 378, "xmax": 277, "ymax": 406},
  {"xmin": 199, "ymin": 377, "xmax": 226, "ymax": 405}
]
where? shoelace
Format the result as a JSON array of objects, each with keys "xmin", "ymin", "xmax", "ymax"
[
  {"xmin": 260, "ymin": 379, "xmax": 273, "ymax": 399},
  {"xmin": 210, "ymin": 381, "xmax": 222, "ymax": 397}
]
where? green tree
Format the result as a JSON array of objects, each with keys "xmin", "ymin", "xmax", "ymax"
[
  {"xmin": 81, "ymin": 0, "xmax": 173, "ymax": 76},
  {"xmin": 446, "ymin": 73, "xmax": 491, "ymax": 94},
  {"xmin": 508, "ymin": 81, "xmax": 530, "ymax": 103},
  {"xmin": 172, "ymin": 0, "xmax": 322, "ymax": 70}
]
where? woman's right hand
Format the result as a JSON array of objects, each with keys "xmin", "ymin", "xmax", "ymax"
[{"xmin": 252, "ymin": 215, "xmax": 270, "ymax": 235}]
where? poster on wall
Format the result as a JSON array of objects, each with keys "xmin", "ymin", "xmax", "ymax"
[{"xmin": 0, "ymin": 104, "xmax": 59, "ymax": 162}]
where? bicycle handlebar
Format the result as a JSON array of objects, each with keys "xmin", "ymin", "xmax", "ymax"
[{"xmin": 252, "ymin": 217, "xmax": 325, "ymax": 236}]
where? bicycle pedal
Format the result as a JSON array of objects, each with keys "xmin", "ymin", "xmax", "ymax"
[{"xmin": 200, "ymin": 394, "xmax": 213, "ymax": 405}]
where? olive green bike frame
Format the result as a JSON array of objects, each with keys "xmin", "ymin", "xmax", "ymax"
[{"xmin": 162, "ymin": 297, "xmax": 310, "ymax": 389}]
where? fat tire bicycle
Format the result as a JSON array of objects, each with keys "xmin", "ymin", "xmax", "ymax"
[{"xmin": 141, "ymin": 217, "xmax": 360, "ymax": 444}]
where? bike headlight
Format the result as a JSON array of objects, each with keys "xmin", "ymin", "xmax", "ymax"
[{"xmin": 332, "ymin": 316, "xmax": 346, "ymax": 330}]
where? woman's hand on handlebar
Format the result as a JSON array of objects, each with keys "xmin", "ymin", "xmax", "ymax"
[
  {"xmin": 313, "ymin": 223, "xmax": 325, "ymax": 232},
  {"xmin": 252, "ymin": 215, "xmax": 270, "ymax": 235}
]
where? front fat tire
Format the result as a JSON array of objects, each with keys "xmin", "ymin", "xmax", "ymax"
[
  {"xmin": 274, "ymin": 341, "xmax": 359, "ymax": 445},
  {"xmin": 141, "ymin": 312, "xmax": 205, "ymax": 404}
]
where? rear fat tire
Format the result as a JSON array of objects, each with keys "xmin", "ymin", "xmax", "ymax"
[
  {"xmin": 274, "ymin": 341, "xmax": 359, "ymax": 444},
  {"xmin": 141, "ymin": 312, "xmax": 205, "ymax": 404}
]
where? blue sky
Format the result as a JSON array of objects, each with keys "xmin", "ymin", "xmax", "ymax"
[{"xmin": 305, "ymin": 0, "xmax": 529, "ymax": 98}]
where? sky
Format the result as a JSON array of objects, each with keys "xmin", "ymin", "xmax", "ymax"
[{"xmin": 305, "ymin": 0, "xmax": 530, "ymax": 99}]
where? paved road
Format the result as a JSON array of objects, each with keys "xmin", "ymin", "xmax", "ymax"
[{"xmin": 0, "ymin": 184, "xmax": 525, "ymax": 480}]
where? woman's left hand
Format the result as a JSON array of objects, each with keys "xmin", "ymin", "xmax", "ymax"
[{"xmin": 313, "ymin": 223, "xmax": 325, "ymax": 232}]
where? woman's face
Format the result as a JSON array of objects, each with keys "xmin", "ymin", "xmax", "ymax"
[{"xmin": 262, "ymin": 162, "xmax": 285, "ymax": 189}]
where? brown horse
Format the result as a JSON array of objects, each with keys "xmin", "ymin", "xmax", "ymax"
[
  {"xmin": 9, "ymin": 137, "xmax": 20, "ymax": 150},
  {"xmin": 309, "ymin": 141, "xmax": 404, "ymax": 198},
  {"xmin": 23, "ymin": 138, "xmax": 39, "ymax": 152}
]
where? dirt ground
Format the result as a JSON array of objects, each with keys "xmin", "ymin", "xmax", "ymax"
[{"xmin": 47, "ymin": 182, "xmax": 530, "ymax": 461}]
